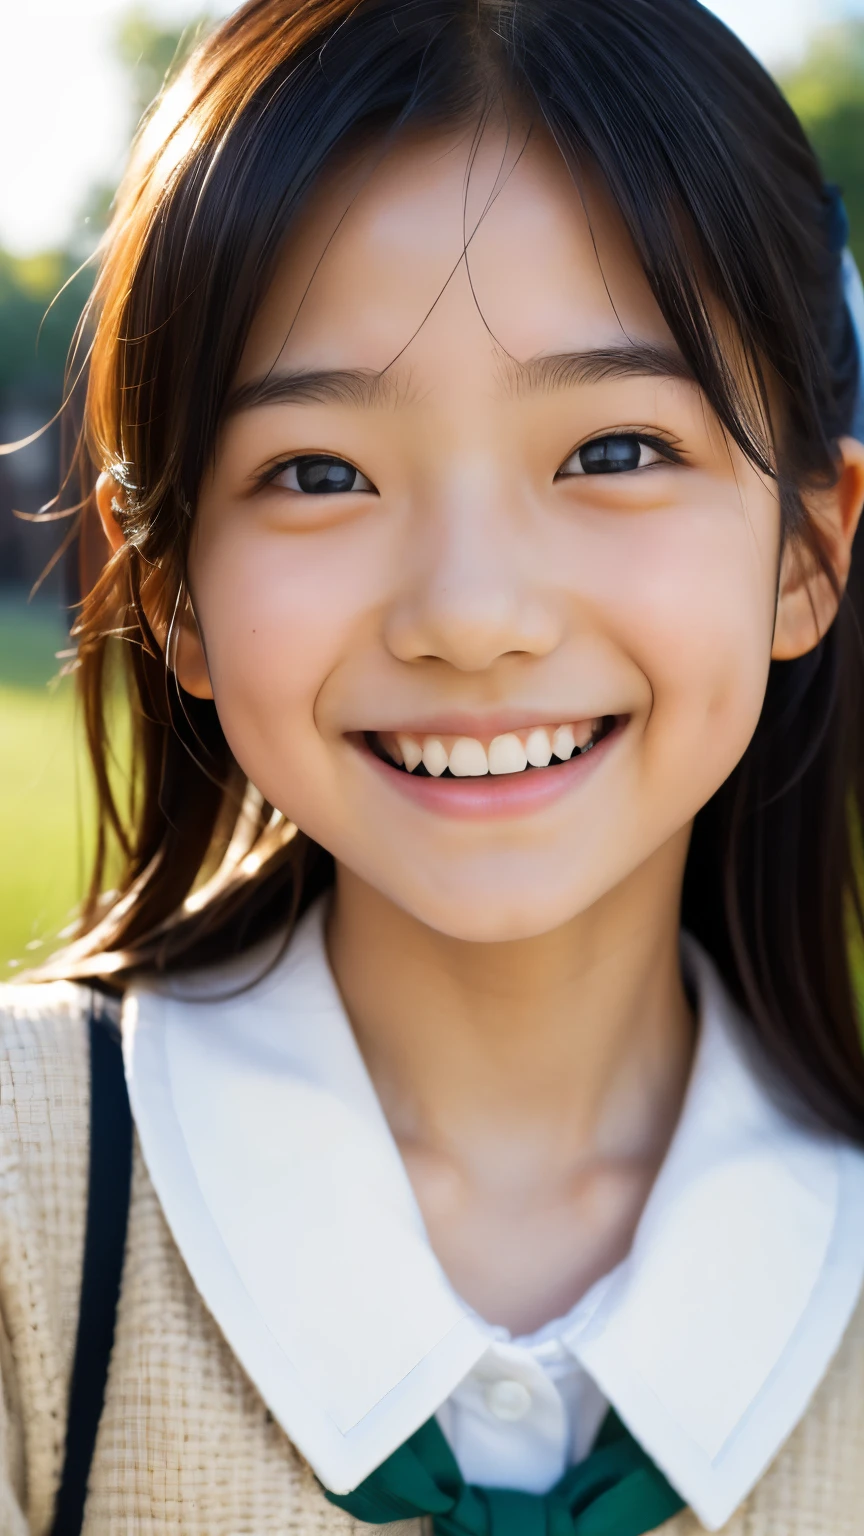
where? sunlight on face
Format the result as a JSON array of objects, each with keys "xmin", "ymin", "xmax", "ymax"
[{"xmin": 191, "ymin": 121, "xmax": 781, "ymax": 941}]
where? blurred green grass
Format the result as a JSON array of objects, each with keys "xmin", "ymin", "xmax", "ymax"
[{"xmin": 0, "ymin": 594, "xmax": 91, "ymax": 974}]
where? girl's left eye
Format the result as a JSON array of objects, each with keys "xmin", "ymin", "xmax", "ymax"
[
  {"xmin": 269, "ymin": 455, "xmax": 375, "ymax": 494},
  {"xmin": 557, "ymin": 434, "xmax": 673, "ymax": 477}
]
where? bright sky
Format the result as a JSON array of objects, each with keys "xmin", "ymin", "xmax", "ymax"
[{"xmin": 0, "ymin": 0, "xmax": 860, "ymax": 255}]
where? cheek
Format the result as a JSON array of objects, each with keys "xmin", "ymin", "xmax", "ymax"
[
  {"xmin": 187, "ymin": 518, "xmax": 364, "ymax": 781},
  {"xmin": 608, "ymin": 493, "xmax": 778, "ymax": 789}
]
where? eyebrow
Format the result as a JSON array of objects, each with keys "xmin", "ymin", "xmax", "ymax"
[
  {"xmin": 224, "ymin": 367, "xmax": 401, "ymax": 415},
  {"xmin": 224, "ymin": 342, "xmax": 694, "ymax": 416},
  {"xmin": 504, "ymin": 343, "xmax": 695, "ymax": 394}
]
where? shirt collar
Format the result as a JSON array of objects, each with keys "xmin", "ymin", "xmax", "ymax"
[{"xmin": 123, "ymin": 903, "xmax": 864, "ymax": 1527}]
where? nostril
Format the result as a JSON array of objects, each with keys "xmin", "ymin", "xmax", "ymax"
[{"xmin": 382, "ymin": 597, "xmax": 563, "ymax": 672}]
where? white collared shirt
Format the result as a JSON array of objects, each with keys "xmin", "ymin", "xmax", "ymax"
[
  {"xmin": 435, "ymin": 1308, "xmax": 609, "ymax": 1493},
  {"xmin": 122, "ymin": 901, "xmax": 864, "ymax": 1530}
]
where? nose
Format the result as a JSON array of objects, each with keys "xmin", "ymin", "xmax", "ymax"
[{"xmin": 383, "ymin": 466, "xmax": 563, "ymax": 673}]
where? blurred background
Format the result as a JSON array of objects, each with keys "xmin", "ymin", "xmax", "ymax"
[{"xmin": 2, "ymin": 0, "xmax": 864, "ymax": 971}]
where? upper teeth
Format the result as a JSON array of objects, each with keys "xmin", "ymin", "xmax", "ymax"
[{"xmin": 384, "ymin": 722, "xmax": 602, "ymax": 777}]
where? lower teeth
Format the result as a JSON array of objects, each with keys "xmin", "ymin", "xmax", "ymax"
[{"xmin": 405, "ymin": 756, "xmax": 580, "ymax": 778}]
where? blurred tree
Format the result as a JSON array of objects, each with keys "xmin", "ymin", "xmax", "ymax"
[
  {"xmin": 0, "ymin": 6, "xmax": 212, "ymax": 588},
  {"xmin": 0, "ymin": 253, "xmax": 91, "ymax": 402},
  {"xmin": 1, "ymin": 9, "xmax": 211, "ymax": 395},
  {"xmin": 78, "ymin": 7, "xmax": 212, "ymax": 247},
  {"xmin": 116, "ymin": 7, "xmax": 211, "ymax": 128},
  {"xmin": 0, "ymin": 7, "xmax": 212, "ymax": 407},
  {"xmin": 782, "ymin": 20, "xmax": 864, "ymax": 270}
]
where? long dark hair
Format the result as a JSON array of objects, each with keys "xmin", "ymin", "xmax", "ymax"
[{"xmin": 49, "ymin": 0, "xmax": 864, "ymax": 1139}]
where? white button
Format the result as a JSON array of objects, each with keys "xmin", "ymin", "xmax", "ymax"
[{"xmin": 485, "ymin": 1379, "xmax": 533, "ymax": 1422}]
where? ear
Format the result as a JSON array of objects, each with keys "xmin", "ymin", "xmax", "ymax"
[
  {"xmin": 772, "ymin": 436, "xmax": 864, "ymax": 661},
  {"xmin": 95, "ymin": 471, "xmax": 214, "ymax": 700}
]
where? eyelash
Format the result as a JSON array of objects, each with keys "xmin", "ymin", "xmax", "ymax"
[
  {"xmin": 256, "ymin": 455, "xmax": 374, "ymax": 494},
  {"xmin": 257, "ymin": 430, "xmax": 686, "ymax": 494},
  {"xmin": 556, "ymin": 431, "xmax": 685, "ymax": 477}
]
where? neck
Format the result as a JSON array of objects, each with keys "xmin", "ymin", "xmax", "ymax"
[
  {"xmin": 327, "ymin": 832, "xmax": 695, "ymax": 1330},
  {"xmin": 329, "ymin": 836, "xmax": 693, "ymax": 1165}
]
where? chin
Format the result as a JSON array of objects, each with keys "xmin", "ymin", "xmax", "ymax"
[{"xmin": 395, "ymin": 881, "xmax": 586, "ymax": 945}]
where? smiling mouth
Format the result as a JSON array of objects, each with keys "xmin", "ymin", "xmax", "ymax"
[{"xmin": 366, "ymin": 716, "xmax": 619, "ymax": 778}]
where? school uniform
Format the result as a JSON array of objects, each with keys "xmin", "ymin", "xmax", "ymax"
[{"xmin": 1, "ymin": 900, "xmax": 864, "ymax": 1534}]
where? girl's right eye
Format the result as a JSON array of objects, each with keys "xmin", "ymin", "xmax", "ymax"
[{"xmin": 268, "ymin": 455, "xmax": 375, "ymax": 495}]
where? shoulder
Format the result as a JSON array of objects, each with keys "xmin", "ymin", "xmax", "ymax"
[
  {"xmin": 0, "ymin": 980, "xmax": 97, "ymax": 1149},
  {"xmin": 0, "ymin": 981, "xmax": 96, "ymax": 1346},
  {"xmin": 0, "ymin": 984, "xmax": 102, "ymax": 1530}
]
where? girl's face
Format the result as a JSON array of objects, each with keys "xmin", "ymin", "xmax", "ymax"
[{"xmin": 190, "ymin": 123, "xmax": 783, "ymax": 941}]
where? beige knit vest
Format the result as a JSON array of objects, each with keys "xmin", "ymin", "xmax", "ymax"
[{"xmin": 0, "ymin": 979, "xmax": 861, "ymax": 1536}]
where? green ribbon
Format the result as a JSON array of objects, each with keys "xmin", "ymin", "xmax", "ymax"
[{"xmin": 324, "ymin": 1409, "xmax": 685, "ymax": 1535}]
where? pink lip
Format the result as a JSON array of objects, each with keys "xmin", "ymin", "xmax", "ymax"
[{"xmin": 356, "ymin": 722, "xmax": 622, "ymax": 820}]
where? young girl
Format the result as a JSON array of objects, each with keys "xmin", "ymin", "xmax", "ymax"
[{"xmin": 6, "ymin": 0, "xmax": 864, "ymax": 1531}]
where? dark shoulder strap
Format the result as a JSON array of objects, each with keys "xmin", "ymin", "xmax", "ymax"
[{"xmin": 50, "ymin": 997, "xmax": 133, "ymax": 1536}]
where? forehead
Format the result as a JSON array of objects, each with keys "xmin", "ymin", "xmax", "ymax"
[{"xmin": 237, "ymin": 120, "xmax": 678, "ymax": 385}]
